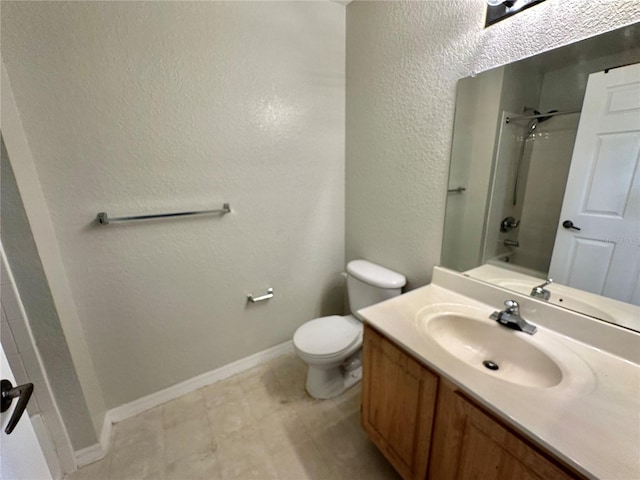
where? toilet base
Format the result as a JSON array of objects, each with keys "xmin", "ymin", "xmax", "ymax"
[{"xmin": 305, "ymin": 351, "xmax": 362, "ymax": 399}]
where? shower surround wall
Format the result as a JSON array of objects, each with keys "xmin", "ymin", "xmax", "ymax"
[
  {"xmin": 346, "ymin": 0, "xmax": 640, "ymax": 289},
  {"xmin": 517, "ymin": 114, "xmax": 580, "ymax": 274},
  {"xmin": 1, "ymin": 2, "xmax": 346, "ymax": 409}
]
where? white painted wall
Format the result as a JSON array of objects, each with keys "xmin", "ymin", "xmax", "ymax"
[
  {"xmin": 1, "ymin": 61, "xmax": 107, "ymax": 455},
  {"xmin": 346, "ymin": 0, "xmax": 640, "ymax": 289},
  {"xmin": 1, "ymin": 2, "xmax": 346, "ymax": 408}
]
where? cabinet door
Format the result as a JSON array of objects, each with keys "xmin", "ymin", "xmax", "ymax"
[
  {"xmin": 429, "ymin": 380, "xmax": 580, "ymax": 480},
  {"xmin": 361, "ymin": 326, "xmax": 438, "ymax": 480}
]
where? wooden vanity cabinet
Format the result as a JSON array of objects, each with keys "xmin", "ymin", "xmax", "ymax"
[
  {"xmin": 429, "ymin": 379, "xmax": 577, "ymax": 480},
  {"xmin": 361, "ymin": 325, "xmax": 582, "ymax": 480},
  {"xmin": 361, "ymin": 325, "xmax": 438, "ymax": 480}
]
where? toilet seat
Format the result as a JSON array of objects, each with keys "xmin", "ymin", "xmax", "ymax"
[{"xmin": 293, "ymin": 315, "xmax": 362, "ymax": 358}]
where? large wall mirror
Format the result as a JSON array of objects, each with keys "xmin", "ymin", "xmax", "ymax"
[{"xmin": 442, "ymin": 23, "xmax": 640, "ymax": 332}]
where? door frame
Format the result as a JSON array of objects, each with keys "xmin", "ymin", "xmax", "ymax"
[{"xmin": 1, "ymin": 243, "xmax": 77, "ymax": 477}]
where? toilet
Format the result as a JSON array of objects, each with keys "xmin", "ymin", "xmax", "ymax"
[{"xmin": 293, "ymin": 260, "xmax": 406, "ymax": 399}]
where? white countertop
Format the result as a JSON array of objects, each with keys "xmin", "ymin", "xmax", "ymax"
[{"xmin": 359, "ymin": 268, "xmax": 640, "ymax": 480}]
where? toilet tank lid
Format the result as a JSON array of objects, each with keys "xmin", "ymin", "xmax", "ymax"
[{"xmin": 346, "ymin": 260, "xmax": 406, "ymax": 289}]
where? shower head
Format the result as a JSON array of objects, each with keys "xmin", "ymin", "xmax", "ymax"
[
  {"xmin": 525, "ymin": 109, "xmax": 558, "ymax": 135},
  {"xmin": 537, "ymin": 109, "xmax": 558, "ymax": 123}
]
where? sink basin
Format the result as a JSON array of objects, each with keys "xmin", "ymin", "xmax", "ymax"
[{"xmin": 417, "ymin": 304, "xmax": 563, "ymax": 388}]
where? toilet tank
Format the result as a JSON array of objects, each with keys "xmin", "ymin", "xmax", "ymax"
[{"xmin": 346, "ymin": 260, "xmax": 406, "ymax": 320}]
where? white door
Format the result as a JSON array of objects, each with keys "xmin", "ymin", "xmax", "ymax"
[
  {"xmin": 549, "ymin": 63, "xmax": 640, "ymax": 305},
  {"xmin": 0, "ymin": 345, "xmax": 52, "ymax": 480}
]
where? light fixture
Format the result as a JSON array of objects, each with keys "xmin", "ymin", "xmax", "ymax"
[
  {"xmin": 485, "ymin": 0, "xmax": 546, "ymax": 27},
  {"xmin": 486, "ymin": 0, "xmax": 515, "ymax": 6}
]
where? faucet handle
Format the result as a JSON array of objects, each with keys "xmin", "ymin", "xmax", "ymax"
[
  {"xmin": 531, "ymin": 279, "xmax": 553, "ymax": 300},
  {"xmin": 504, "ymin": 300, "xmax": 519, "ymax": 313}
]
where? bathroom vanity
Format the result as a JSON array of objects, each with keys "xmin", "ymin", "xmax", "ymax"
[{"xmin": 359, "ymin": 267, "xmax": 640, "ymax": 480}]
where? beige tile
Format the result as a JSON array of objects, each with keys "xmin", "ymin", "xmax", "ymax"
[
  {"xmin": 243, "ymin": 362, "xmax": 310, "ymax": 422},
  {"xmin": 271, "ymin": 438, "xmax": 335, "ymax": 480},
  {"xmin": 207, "ymin": 396, "xmax": 255, "ymax": 439},
  {"xmin": 164, "ymin": 449, "xmax": 222, "ymax": 480},
  {"xmin": 201, "ymin": 377, "xmax": 244, "ymax": 409},
  {"xmin": 233, "ymin": 362, "xmax": 269, "ymax": 380},
  {"xmin": 94, "ymin": 354, "xmax": 399, "ymax": 480},
  {"xmin": 234, "ymin": 363, "xmax": 276, "ymax": 394},
  {"xmin": 109, "ymin": 436, "xmax": 164, "ymax": 480},
  {"xmin": 112, "ymin": 406, "xmax": 163, "ymax": 452},
  {"xmin": 256, "ymin": 408, "xmax": 312, "ymax": 456},
  {"xmin": 162, "ymin": 390, "xmax": 206, "ymax": 430},
  {"xmin": 297, "ymin": 399, "xmax": 342, "ymax": 434},
  {"xmin": 240, "ymin": 368, "xmax": 282, "ymax": 396},
  {"xmin": 268, "ymin": 353, "xmax": 307, "ymax": 383},
  {"xmin": 65, "ymin": 456, "xmax": 110, "ymax": 480},
  {"xmin": 334, "ymin": 441, "xmax": 402, "ymax": 480},
  {"xmin": 216, "ymin": 430, "xmax": 278, "ymax": 480},
  {"xmin": 313, "ymin": 418, "xmax": 371, "ymax": 470},
  {"xmin": 274, "ymin": 373, "xmax": 312, "ymax": 408},
  {"xmin": 298, "ymin": 385, "xmax": 361, "ymax": 434},
  {"xmin": 164, "ymin": 415, "xmax": 214, "ymax": 466},
  {"xmin": 245, "ymin": 381, "xmax": 289, "ymax": 422}
]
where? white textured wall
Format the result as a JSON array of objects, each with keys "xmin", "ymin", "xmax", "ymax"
[
  {"xmin": 2, "ymin": 1, "xmax": 345, "ymax": 408},
  {"xmin": 346, "ymin": 0, "xmax": 640, "ymax": 289}
]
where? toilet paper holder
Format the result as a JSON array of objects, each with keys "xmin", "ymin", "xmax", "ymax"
[{"xmin": 247, "ymin": 288, "xmax": 274, "ymax": 303}]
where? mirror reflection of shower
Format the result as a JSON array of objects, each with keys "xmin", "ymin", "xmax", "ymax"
[
  {"xmin": 513, "ymin": 108, "xmax": 557, "ymax": 206},
  {"xmin": 482, "ymin": 107, "xmax": 581, "ymax": 276}
]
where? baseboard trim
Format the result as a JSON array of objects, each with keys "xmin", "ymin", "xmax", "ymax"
[
  {"xmin": 108, "ymin": 340, "xmax": 294, "ymax": 423},
  {"xmin": 99, "ymin": 412, "xmax": 112, "ymax": 453},
  {"xmin": 74, "ymin": 340, "xmax": 293, "ymax": 466},
  {"xmin": 74, "ymin": 442, "xmax": 105, "ymax": 468},
  {"xmin": 75, "ymin": 407, "xmax": 114, "ymax": 467}
]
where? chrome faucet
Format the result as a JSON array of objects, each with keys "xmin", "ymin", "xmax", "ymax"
[
  {"xmin": 530, "ymin": 278, "xmax": 553, "ymax": 300},
  {"xmin": 490, "ymin": 300, "xmax": 537, "ymax": 335}
]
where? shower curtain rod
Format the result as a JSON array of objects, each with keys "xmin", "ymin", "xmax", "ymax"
[{"xmin": 505, "ymin": 109, "xmax": 581, "ymax": 124}]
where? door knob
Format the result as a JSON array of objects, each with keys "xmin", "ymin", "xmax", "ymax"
[
  {"xmin": 1, "ymin": 379, "xmax": 34, "ymax": 434},
  {"xmin": 562, "ymin": 220, "xmax": 581, "ymax": 231}
]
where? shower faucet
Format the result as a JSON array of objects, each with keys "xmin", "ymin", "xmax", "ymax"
[{"xmin": 500, "ymin": 216, "xmax": 520, "ymax": 232}]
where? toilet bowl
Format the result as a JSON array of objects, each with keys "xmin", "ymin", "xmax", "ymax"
[
  {"xmin": 293, "ymin": 260, "xmax": 406, "ymax": 399},
  {"xmin": 293, "ymin": 315, "xmax": 363, "ymax": 399}
]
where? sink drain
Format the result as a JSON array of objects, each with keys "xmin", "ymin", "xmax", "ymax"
[{"xmin": 483, "ymin": 360, "xmax": 499, "ymax": 371}]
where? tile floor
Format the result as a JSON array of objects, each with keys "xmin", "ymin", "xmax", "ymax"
[{"xmin": 67, "ymin": 353, "xmax": 400, "ymax": 480}]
